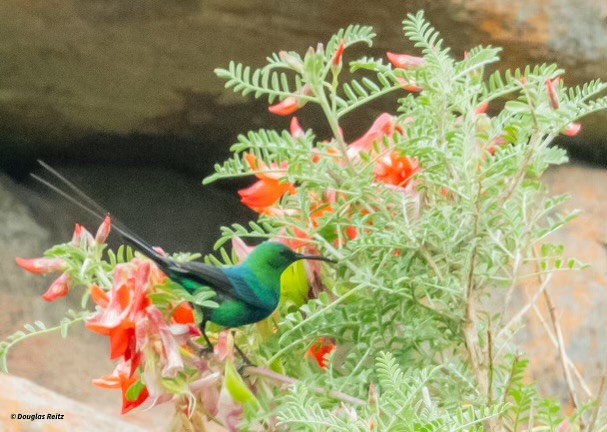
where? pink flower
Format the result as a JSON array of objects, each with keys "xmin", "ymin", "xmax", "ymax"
[
  {"xmin": 231, "ymin": 237, "xmax": 256, "ymax": 262},
  {"xmin": 268, "ymin": 96, "xmax": 300, "ymax": 116},
  {"xmin": 214, "ymin": 330, "xmax": 234, "ymax": 362},
  {"xmin": 290, "ymin": 117, "xmax": 305, "ymax": 139},
  {"xmin": 268, "ymin": 85, "xmax": 313, "ymax": 116},
  {"xmin": 386, "ymin": 52, "xmax": 427, "ymax": 69},
  {"xmin": 71, "ymin": 224, "xmax": 94, "ymax": 247},
  {"xmin": 546, "ymin": 78, "xmax": 560, "ymax": 110},
  {"xmin": 397, "ymin": 77, "xmax": 423, "ymax": 93},
  {"xmin": 15, "ymin": 257, "xmax": 66, "ymax": 275},
  {"xmin": 41, "ymin": 273, "xmax": 71, "ymax": 302},
  {"xmin": 146, "ymin": 307, "xmax": 184, "ymax": 378},
  {"xmin": 347, "ymin": 113, "xmax": 398, "ymax": 158}
]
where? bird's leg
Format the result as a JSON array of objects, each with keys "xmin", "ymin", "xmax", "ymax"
[
  {"xmin": 198, "ymin": 319, "xmax": 214, "ymax": 356},
  {"xmin": 232, "ymin": 330, "xmax": 255, "ymax": 373}
]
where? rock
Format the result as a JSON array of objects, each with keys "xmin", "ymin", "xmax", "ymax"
[
  {"xmin": 0, "ymin": 0, "xmax": 605, "ymax": 175},
  {"xmin": 0, "ymin": 373, "xmax": 155, "ymax": 432}
]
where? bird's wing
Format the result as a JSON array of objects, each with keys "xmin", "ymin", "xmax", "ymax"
[
  {"xmin": 173, "ymin": 262, "xmax": 274, "ymax": 311},
  {"xmin": 223, "ymin": 267, "xmax": 277, "ymax": 311},
  {"xmin": 167, "ymin": 261, "xmax": 240, "ymax": 299}
]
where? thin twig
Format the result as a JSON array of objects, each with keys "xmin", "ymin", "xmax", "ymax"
[
  {"xmin": 244, "ymin": 366, "xmax": 366, "ymax": 406},
  {"xmin": 495, "ymin": 252, "xmax": 521, "ymax": 331},
  {"xmin": 542, "ymin": 288, "xmax": 580, "ymax": 411},
  {"xmin": 497, "ymin": 273, "xmax": 553, "ymax": 340},
  {"xmin": 487, "ymin": 328, "xmax": 494, "ymax": 406},
  {"xmin": 463, "ymin": 180, "xmax": 488, "ymax": 396},
  {"xmin": 587, "ymin": 368, "xmax": 607, "ymax": 432},
  {"xmin": 530, "ymin": 303, "xmax": 592, "ymax": 398}
]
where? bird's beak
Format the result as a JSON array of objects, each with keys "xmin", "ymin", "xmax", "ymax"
[{"xmin": 294, "ymin": 253, "xmax": 337, "ymax": 264}]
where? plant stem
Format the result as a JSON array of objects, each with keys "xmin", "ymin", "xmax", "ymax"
[{"xmin": 245, "ymin": 366, "xmax": 365, "ymax": 406}]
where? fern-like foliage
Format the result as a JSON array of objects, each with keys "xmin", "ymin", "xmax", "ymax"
[{"xmin": 0, "ymin": 310, "xmax": 89, "ymax": 373}]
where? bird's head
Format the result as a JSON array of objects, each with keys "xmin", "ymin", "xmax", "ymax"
[{"xmin": 244, "ymin": 242, "xmax": 335, "ymax": 275}]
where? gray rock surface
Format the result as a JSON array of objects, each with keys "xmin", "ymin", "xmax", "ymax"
[
  {"xmin": 0, "ymin": 0, "xmax": 605, "ymax": 172},
  {"xmin": 0, "ymin": 373, "xmax": 153, "ymax": 432}
]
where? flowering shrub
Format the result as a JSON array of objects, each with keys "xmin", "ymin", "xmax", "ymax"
[{"xmin": 3, "ymin": 10, "xmax": 607, "ymax": 431}]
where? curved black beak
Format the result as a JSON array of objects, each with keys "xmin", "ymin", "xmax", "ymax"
[{"xmin": 294, "ymin": 253, "xmax": 337, "ymax": 264}]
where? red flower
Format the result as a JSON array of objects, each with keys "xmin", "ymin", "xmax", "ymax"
[
  {"xmin": 374, "ymin": 152, "xmax": 420, "ymax": 188},
  {"xmin": 86, "ymin": 260, "xmax": 152, "ymax": 362},
  {"xmin": 268, "ymin": 85, "xmax": 313, "ymax": 116},
  {"xmin": 348, "ymin": 113, "xmax": 398, "ymax": 157},
  {"xmin": 238, "ymin": 153, "xmax": 296, "ymax": 213},
  {"xmin": 397, "ymin": 77, "xmax": 423, "ymax": 93},
  {"xmin": 561, "ymin": 123, "xmax": 581, "ymax": 137},
  {"xmin": 333, "ymin": 39, "xmax": 345, "ymax": 67},
  {"xmin": 307, "ymin": 338, "xmax": 336, "ymax": 370},
  {"xmin": 41, "ymin": 273, "xmax": 71, "ymax": 302},
  {"xmin": 386, "ymin": 52, "xmax": 426, "ymax": 69},
  {"xmin": 476, "ymin": 102, "xmax": 489, "ymax": 115},
  {"xmin": 268, "ymin": 96, "xmax": 300, "ymax": 116},
  {"xmin": 345, "ymin": 226, "xmax": 358, "ymax": 241},
  {"xmin": 93, "ymin": 362, "xmax": 149, "ymax": 414},
  {"xmin": 95, "ymin": 215, "xmax": 112, "ymax": 244},
  {"xmin": 15, "ymin": 257, "xmax": 66, "ymax": 275},
  {"xmin": 546, "ymin": 78, "xmax": 560, "ymax": 110}
]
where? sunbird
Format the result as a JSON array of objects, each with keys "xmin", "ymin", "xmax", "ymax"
[{"xmin": 32, "ymin": 161, "xmax": 334, "ymax": 340}]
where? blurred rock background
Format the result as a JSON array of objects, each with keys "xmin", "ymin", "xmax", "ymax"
[{"xmin": 0, "ymin": 0, "xmax": 605, "ymax": 430}]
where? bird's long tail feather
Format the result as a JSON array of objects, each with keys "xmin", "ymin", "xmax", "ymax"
[{"xmin": 33, "ymin": 160, "xmax": 170, "ymax": 270}]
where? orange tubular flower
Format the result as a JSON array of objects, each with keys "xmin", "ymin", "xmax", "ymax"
[
  {"xmin": 386, "ymin": 52, "xmax": 427, "ymax": 69},
  {"xmin": 268, "ymin": 84, "xmax": 313, "ymax": 116},
  {"xmin": 15, "ymin": 257, "xmax": 66, "ymax": 275},
  {"xmin": 93, "ymin": 363, "xmax": 149, "ymax": 414},
  {"xmin": 397, "ymin": 77, "xmax": 423, "ymax": 93},
  {"xmin": 41, "ymin": 273, "xmax": 71, "ymax": 302},
  {"xmin": 268, "ymin": 96, "xmax": 300, "ymax": 116},
  {"xmin": 238, "ymin": 153, "xmax": 296, "ymax": 213},
  {"xmin": 333, "ymin": 39, "xmax": 346, "ymax": 67},
  {"xmin": 476, "ymin": 102, "xmax": 489, "ymax": 115},
  {"xmin": 307, "ymin": 338, "xmax": 336, "ymax": 370},
  {"xmin": 374, "ymin": 152, "xmax": 420, "ymax": 189},
  {"xmin": 86, "ymin": 261, "xmax": 152, "ymax": 362},
  {"xmin": 347, "ymin": 113, "xmax": 398, "ymax": 158}
]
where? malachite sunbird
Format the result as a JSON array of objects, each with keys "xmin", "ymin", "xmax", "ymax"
[{"xmin": 32, "ymin": 161, "xmax": 335, "ymax": 338}]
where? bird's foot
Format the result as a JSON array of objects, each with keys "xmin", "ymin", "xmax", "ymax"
[{"xmin": 198, "ymin": 345, "xmax": 214, "ymax": 358}]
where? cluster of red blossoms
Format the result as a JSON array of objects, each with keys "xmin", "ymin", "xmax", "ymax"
[
  {"xmin": 238, "ymin": 49, "xmax": 428, "ymax": 370},
  {"xmin": 16, "ymin": 216, "xmax": 111, "ymax": 301},
  {"xmin": 238, "ymin": 50, "xmax": 426, "ymax": 252},
  {"xmin": 17, "ymin": 217, "xmax": 200, "ymax": 413}
]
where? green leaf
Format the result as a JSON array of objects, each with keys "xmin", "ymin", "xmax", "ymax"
[
  {"xmin": 224, "ymin": 359, "xmax": 259, "ymax": 406},
  {"xmin": 126, "ymin": 380, "xmax": 146, "ymax": 402}
]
